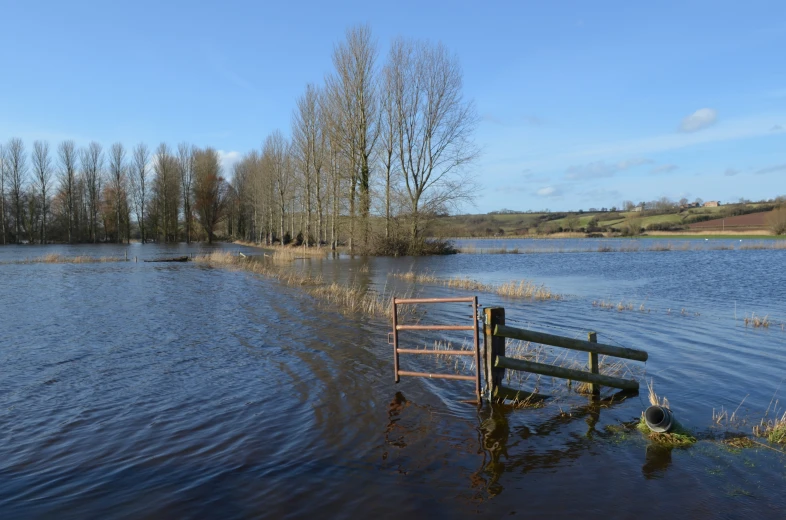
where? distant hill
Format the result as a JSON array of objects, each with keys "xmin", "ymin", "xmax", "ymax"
[{"xmin": 427, "ymin": 202, "xmax": 779, "ymax": 237}]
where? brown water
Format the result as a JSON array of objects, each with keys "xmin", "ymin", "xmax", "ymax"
[{"xmin": 1, "ymin": 242, "xmax": 785, "ymax": 519}]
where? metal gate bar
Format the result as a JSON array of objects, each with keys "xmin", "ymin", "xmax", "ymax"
[{"xmin": 392, "ymin": 296, "xmax": 481, "ymax": 402}]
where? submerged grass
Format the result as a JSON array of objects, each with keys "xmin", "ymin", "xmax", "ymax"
[
  {"xmin": 196, "ymin": 250, "xmax": 404, "ymax": 318},
  {"xmin": 392, "ymin": 270, "xmax": 561, "ymax": 301},
  {"xmin": 4, "ymin": 254, "xmax": 127, "ymax": 265},
  {"xmin": 592, "ymin": 299, "xmax": 703, "ymax": 318},
  {"xmin": 743, "ymin": 313, "xmax": 771, "ymax": 328}
]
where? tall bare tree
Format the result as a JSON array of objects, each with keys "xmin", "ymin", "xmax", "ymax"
[
  {"xmin": 32, "ymin": 141, "xmax": 52, "ymax": 243},
  {"xmin": 0, "ymin": 143, "xmax": 7, "ymax": 245},
  {"xmin": 81, "ymin": 142, "xmax": 103, "ymax": 242},
  {"xmin": 108, "ymin": 143, "xmax": 127, "ymax": 243},
  {"xmin": 326, "ymin": 23, "xmax": 379, "ymax": 252},
  {"xmin": 6, "ymin": 138, "xmax": 27, "ymax": 243},
  {"xmin": 263, "ymin": 131, "xmax": 289, "ymax": 243},
  {"xmin": 293, "ymin": 84, "xmax": 327, "ymax": 246},
  {"xmin": 151, "ymin": 143, "xmax": 179, "ymax": 242},
  {"xmin": 387, "ymin": 38, "xmax": 479, "ymax": 250},
  {"xmin": 379, "ymin": 62, "xmax": 399, "ymax": 239},
  {"xmin": 192, "ymin": 147, "xmax": 227, "ymax": 243},
  {"xmin": 131, "ymin": 143, "xmax": 150, "ymax": 242},
  {"xmin": 177, "ymin": 143, "xmax": 195, "ymax": 243},
  {"xmin": 58, "ymin": 141, "xmax": 78, "ymax": 243}
]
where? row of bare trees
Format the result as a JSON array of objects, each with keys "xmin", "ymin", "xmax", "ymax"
[
  {"xmin": 0, "ymin": 138, "xmax": 228, "ymax": 245},
  {"xmin": 0, "ymin": 25, "xmax": 478, "ymax": 253},
  {"xmin": 227, "ymin": 25, "xmax": 478, "ymax": 254}
]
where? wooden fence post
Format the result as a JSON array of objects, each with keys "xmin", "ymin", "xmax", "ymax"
[
  {"xmin": 588, "ymin": 331, "xmax": 599, "ymax": 397},
  {"xmin": 484, "ymin": 307, "xmax": 505, "ymax": 400}
]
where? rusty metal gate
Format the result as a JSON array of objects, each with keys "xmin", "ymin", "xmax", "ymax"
[{"xmin": 390, "ymin": 296, "xmax": 481, "ymax": 402}]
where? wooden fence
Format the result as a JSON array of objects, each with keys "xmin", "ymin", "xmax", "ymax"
[{"xmin": 483, "ymin": 307, "xmax": 648, "ymax": 402}]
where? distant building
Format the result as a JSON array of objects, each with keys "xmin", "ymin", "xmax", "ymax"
[
  {"xmin": 680, "ymin": 202, "xmax": 700, "ymax": 209},
  {"xmin": 703, "ymin": 201, "xmax": 720, "ymax": 207},
  {"xmin": 632, "ymin": 205, "xmax": 644, "ymax": 212}
]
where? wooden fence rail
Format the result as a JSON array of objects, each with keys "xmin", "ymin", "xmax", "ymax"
[
  {"xmin": 484, "ymin": 307, "xmax": 648, "ymax": 401},
  {"xmin": 390, "ymin": 301, "xmax": 649, "ymax": 405}
]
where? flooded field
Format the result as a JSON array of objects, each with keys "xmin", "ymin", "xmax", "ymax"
[{"xmin": 1, "ymin": 241, "xmax": 785, "ymax": 518}]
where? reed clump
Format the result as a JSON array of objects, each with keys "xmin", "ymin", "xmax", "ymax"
[
  {"xmin": 743, "ymin": 313, "xmax": 770, "ymax": 328},
  {"xmin": 392, "ymin": 270, "xmax": 560, "ymax": 301},
  {"xmin": 592, "ymin": 299, "xmax": 650, "ymax": 313},
  {"xmin": 753, "ymin": 411, "xmax": 786, "ymax": 444}
]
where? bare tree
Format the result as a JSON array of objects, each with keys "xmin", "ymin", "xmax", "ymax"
[
  {"xmin": 263, "ymin": 131, "xmax": 290, "ymax": 243},
  {"xmin": 80, "ymin": 142, "xmax": 103, "ymax": 243},
  {"xmin": 151, "ymin": 143, "xmax": 180, "ymax": 242},
  {"xmin": 6, "ymin": 138, "xmax": 27, "ymax": 243},
  {"xmin": 326, "ymin": 24, "xmax": 379, "ymax": 252},
  {"xmin": 131, "ymin": 143, "xmax": 149, "ymax": 242},
  {"xmin": 0, "ymin": 144, "xmax": 7, "ymax": 245},
  {"xmin": 387, "ymin": 38, "xmax": 479, "ymax": 250},
  {"xmin": 192, "ymin": 147, "xmax": 227, "ymax": 243},
  {"xmin": 379, "ymin": 61, "xmax": 399, "ymax": 239},
  {"xmin": 108, "ymin": 143, "xmax": 127, "ymax": 243},
  {"xmin": 177, "ymin": 143, "xmax": 195, "ymax": 243},
  {"xmin": 58, "ymin": 141, "xmax": 78, "ymax": 243},
  {"xmin": 293, "ymin": 84, "xmax": 328, "ymax": 246},
  {"xmin": 32, "ymin": 141, "xmax": 52, "ymax": 243}
]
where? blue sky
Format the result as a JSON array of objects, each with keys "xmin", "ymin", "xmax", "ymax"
[{"xmin": 1, "ymin": 0, "xmax": 784, "ymax": 213}]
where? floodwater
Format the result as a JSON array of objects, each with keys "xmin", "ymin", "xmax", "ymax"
[{"xmin": 1, "ymin": 241, "xmax": 785, "ymax": 518}]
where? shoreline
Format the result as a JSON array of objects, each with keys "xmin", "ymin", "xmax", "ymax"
[{"xmin": 436, "ymin": 230, "xmax": 784, "ymax": 240}]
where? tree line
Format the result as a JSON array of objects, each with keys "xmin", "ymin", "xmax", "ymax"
[
  {"xmin": 0, "ymin": 25, "xmax": 478, "ymax": 254},
  {"xmin": 0, "ymin": 138, "xmax": 228, "ymax": 245}
]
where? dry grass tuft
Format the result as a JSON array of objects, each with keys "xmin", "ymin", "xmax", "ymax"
[
  {"xmin": 647, "ymin": 379, "xmax": 669, "ymax": 408},
  {"xmin": 712, "ymin": 395, "xmax": 748, "ymax": 426},
  {"xmin": 753, "ymin": 411, "xmax": 786, "ymax": 444},
  {"xmin": 592, "ymin": 299, "xmax": 651, "ymax": 313},
  {"xmin": 392, "ymin": 270, "xmax": 560, "ymax": 300},
  {"xmin": 743, "ymin": 313, "xmax": 770, "ymax": 328}
]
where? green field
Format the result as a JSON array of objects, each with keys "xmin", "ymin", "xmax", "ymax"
[{"xmin": 428, "ymin": 203, "xmax": 776, "ymax": 237}]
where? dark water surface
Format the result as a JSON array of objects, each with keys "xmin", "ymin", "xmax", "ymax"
[{"xmin": 1, "ymin": 242, "xmax": 785, "ymax": 519}]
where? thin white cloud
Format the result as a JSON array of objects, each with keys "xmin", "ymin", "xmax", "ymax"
[
  {"xmin": 724, "ymin": 168, "xmax": 740, "ymax": 177},
  {"xmin": 536, "ymin": 186, "xmax": 561, "ymax": 197},
  {"xmin": 650, "ymin": 164, "xmax": 678, "ymax": 175},
  {"xmin": 565, "ymin": 157, "xmax": 651, "ymax": 180},
  {"xmin": 680, "ymin": 108, "xmax": 718, "ymax": 133}
]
